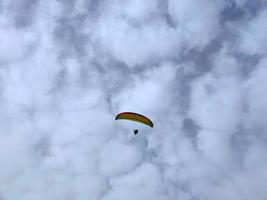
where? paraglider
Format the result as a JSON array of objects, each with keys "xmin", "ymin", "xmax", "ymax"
[{"xmin": 115, "ymin": 112, "xmax": 153, "ymax": 135}]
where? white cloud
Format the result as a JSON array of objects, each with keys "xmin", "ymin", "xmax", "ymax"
[
  {"xmin": 94, "ymin": 17, "xmax": 180, "ymax": 66},
  {"xmin": 168, "ymin": 0, "xmax": 225, "ymax": 48},
  {"xmin": 243, "ymin": 59, "xmax": 267, "ymax": 131},
  {"xmin": 238, "ymin": 9, "xmax": 267, "ymax": 55},
  {"xmin": 1, "ymin": 0, "xmax": 267, "ymax": 199},
  {"xmin": 99, "ymin": 140, "xmax": 141, "ymax": 177},
  {"xmin": 0, "ymin": 27, "xmax": 37, "ymax": 63},
  {"xmin": 102, "ymin": 163, "xmax": 165, "ymax": 200}
]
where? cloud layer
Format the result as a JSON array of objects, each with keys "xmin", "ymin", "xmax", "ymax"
[{"xmin": 0, "ymin": 0, "xmax": 267, "ymax": 199}]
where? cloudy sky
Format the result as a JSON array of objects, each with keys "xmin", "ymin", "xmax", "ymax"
[{"xmin": 0, "ymin": 0, "xmax": 267, "ymax": 199}]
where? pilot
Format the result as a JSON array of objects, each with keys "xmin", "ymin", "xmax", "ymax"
[{"xmin": 133, "ymin": 129, "xmax": 139, "ymax": 135}]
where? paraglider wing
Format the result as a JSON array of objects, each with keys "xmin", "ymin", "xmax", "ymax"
[{"xmin": 115, "ymin": 112, "xmax": 154, "ymax": 128}]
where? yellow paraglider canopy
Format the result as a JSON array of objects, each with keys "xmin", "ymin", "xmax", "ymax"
[{"xmin": 115, "ymin": 112, "xmax": 153, "ymax": 128}]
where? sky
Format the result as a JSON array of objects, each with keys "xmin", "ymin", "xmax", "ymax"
[{"xmin": 0, "ymin": 0, "xmax": 267, "ymax": 199}]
